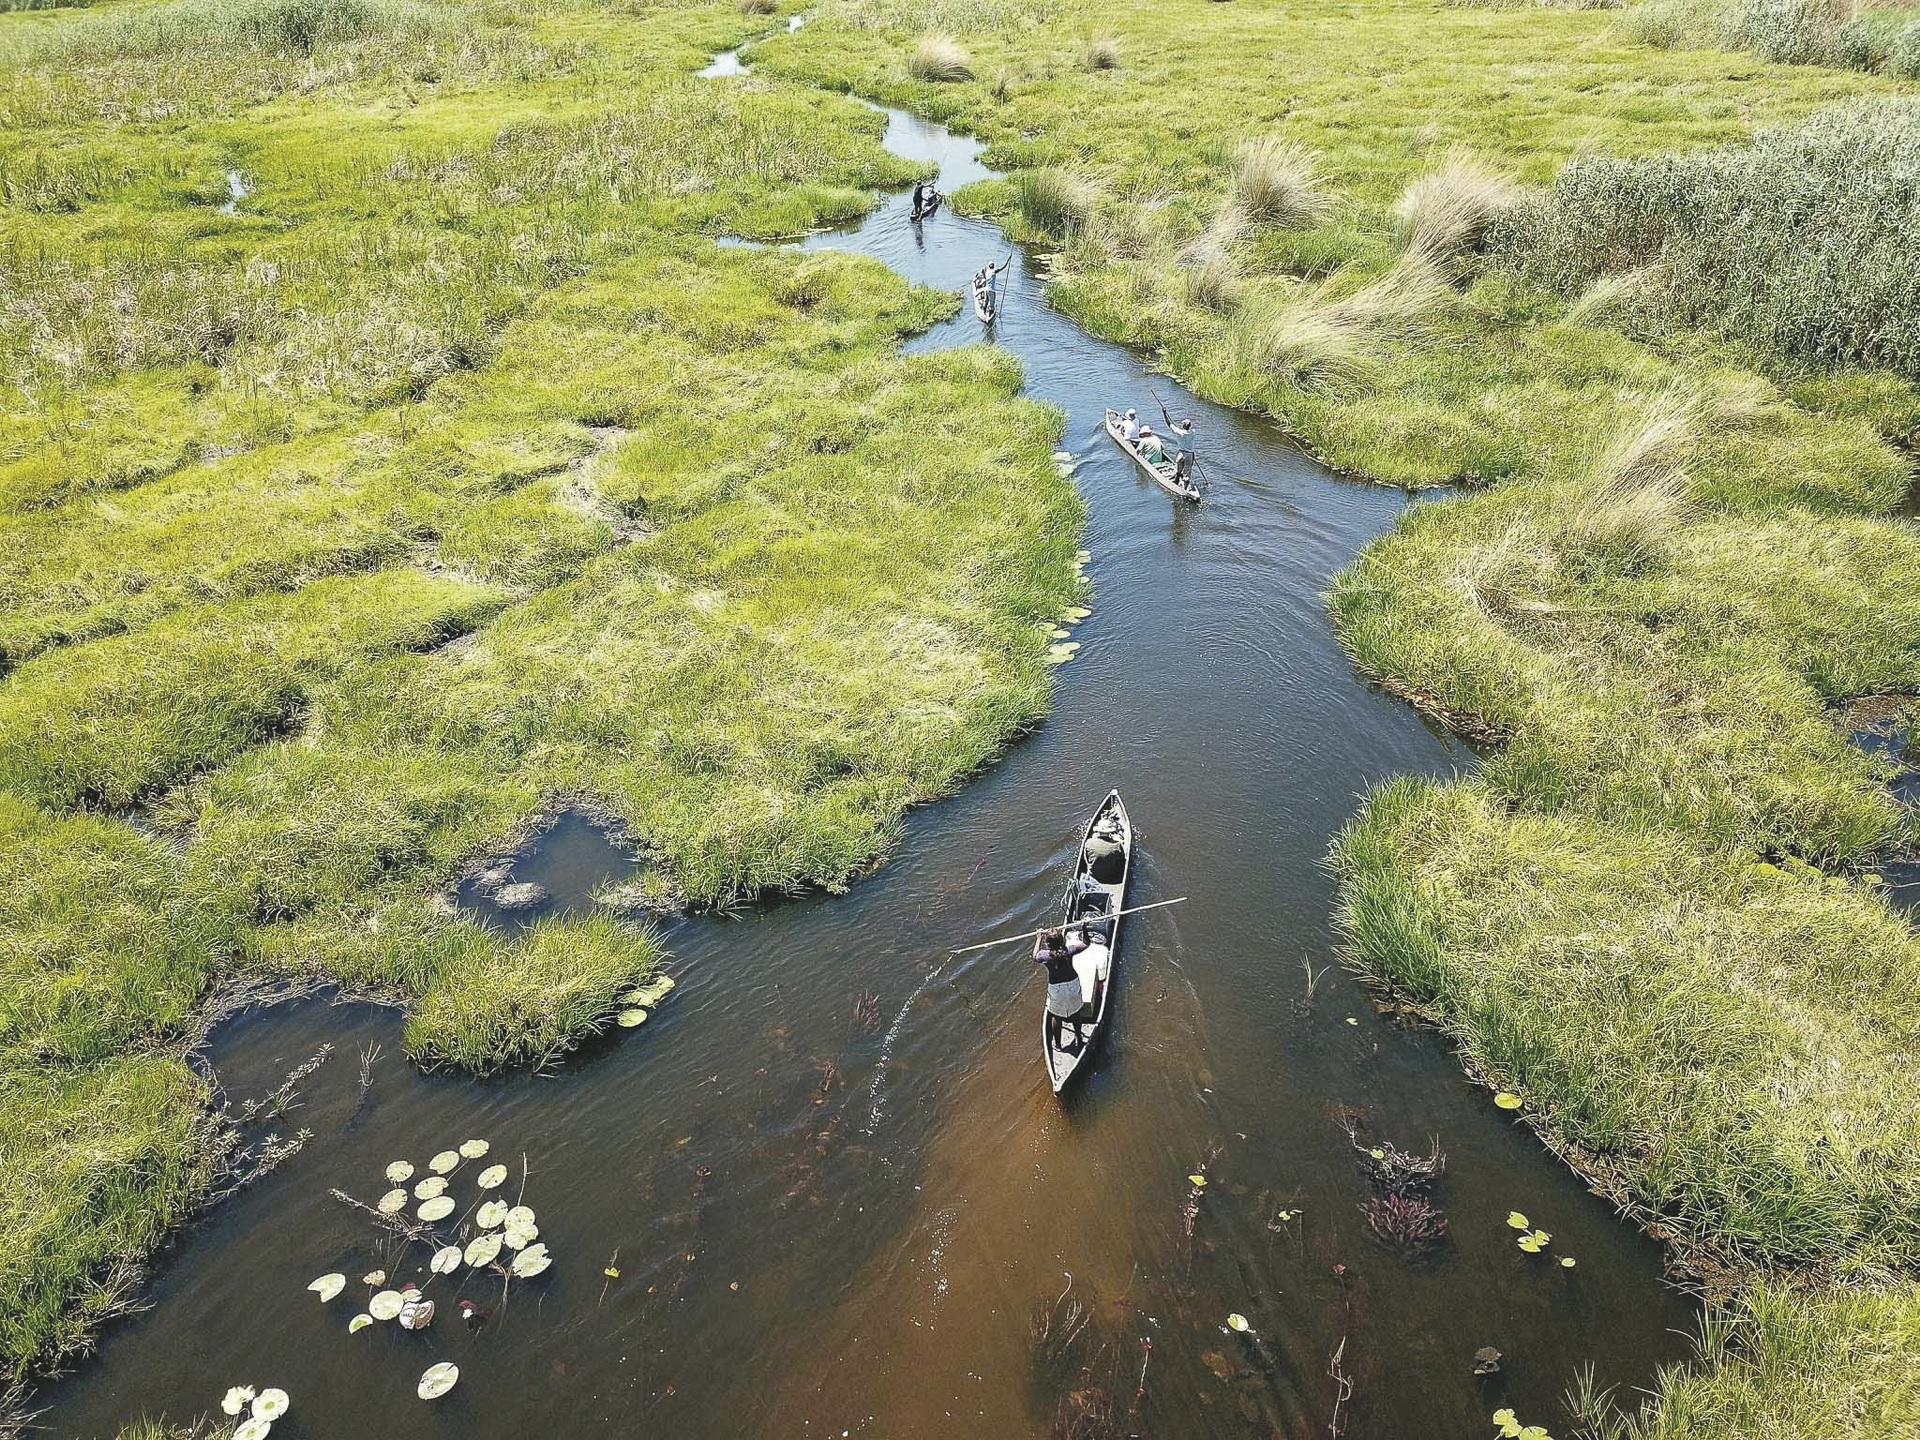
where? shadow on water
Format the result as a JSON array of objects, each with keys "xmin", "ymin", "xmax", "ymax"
[{"xmin": 41, "ymin": 38, "xmax": 1698, "ymax": 1440}]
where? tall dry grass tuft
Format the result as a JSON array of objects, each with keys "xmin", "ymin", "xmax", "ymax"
[
  {"xmin": 1320, "ymin": 257, "xmax": 1457, "ymax": 339},
  {"xmin": 1083, "ymin": 28, "xmax": 1120, "ymax": 69},
  {"xmin": 1563, "ymin": 263, "xmax": 1662, "ymax": 326},
  {"xmin": 1393, "ymin": 149, "xmax": 1517, "ymax": 267},
  {"xmin": 1565, "ymin": 386, "xmax": 1707, "ymax": 561},
  {"xmin": 1228, "ymin": 135, "xmax": 1332, "ymax": 230},
  {"xmin": 1233, "ymin": 298, "xmax": 1376, "ymax": 395},
  {"xmin": 908, "ymin": 31, "xmax": 973, "ymax": 81},
  {"xmin": 1011, "ymin": 166, "xmax": 1095, "ymax": 238}
]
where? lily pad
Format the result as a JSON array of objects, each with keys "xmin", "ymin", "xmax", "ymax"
[
  {"xmin": 378, "ymin": 1188, "xmax": 408, "ymax": 1215},
  {"xmin": 414, "ymin": 1175, "xmax": 448, "ymax": 1199},
  {"xmin": 477, "ymin": 1164, "xmax": 509, "ymax": 1190},
  {"xmin": 511, "ymin": 1245, "xmax": 552, "ymax": 1278},
  {"xmin": 362, "ymin": 1270, "xmax": 386, "ymax": 1286},
  {"xmin": 418, "ymin": 1195, "xmax": 456, "ymax": 1222},
  {"xmin": 252, "ymin": 1389, "xmax": 289, "ymax": 1421},
  {"xmin": 349, "ymin": 1314, "xmax": 373, "ymax": 1334},
  {"xmin": 1493, "ymin": 1092, "xmax": 1523, "ymax": 1111},
  {"xmin": 234, "ymin": 1419, "xmax": 272, "ymax": 1440},
  {"xmin": 1225, "ymin": 1313, "xmax": 1251, "ymax": 1333},
  {"xmin": 428, "ymin": 1149, "xmax": 460, "ymax": 1174},
  {"xmin": 458, "ymin": 1138, "xmax": 490, "ymax": 1160},
  {"xmin": 431, "ymin": 1246, "xmax": 463, "ymax": 1275},
  {"xmin": 504, "ymin": 1224, "xmax": 539, "ymax": 1250},
  {"xmin": 616, "ymin": 1008, "xmax": 649, "ymax": 1027},
  {"xmin": 369, "ymin": 1290, "xmax": 405, "ymax": 1321},
  {"xmin": 465, "ymin": 1232, "xmax": 503, "ymax": 1267},
  {"xmin": 385, "ymin": 1160, "xmax": 414, "ymax": 1183},
  {"xmin": 628, "ymin": 976, "xmax": 675, "ymax": 1005},
  {"xmin": 222, "ymin": 1386, "xmax": 255, "ymax": 1416},
  {"xmin": 477, "ymin": 1199, "xmax": 508, "ymax": 1229},
  {"xmin": 418, "ymin": 1362, "xmax": 460, "ymax": 1400},
  {"xmin": 1560, "ymin": 1256, "xmax": 1577, "ymax": 1268},
  {"xmin": 505, "ymin": 1205, "xmax": 536, "ymax": 1229},
  {"xmin": 1188, "ymin": 1175, "xmax": 1206, "ymax": 1187},
  {"xmin": 1505, "ymin": 1212, "xmax": 1530, "ymax": 1230},
  {"xmin": 308, "ymin": 1273, "xmax": 345, "ymax": 1303}
]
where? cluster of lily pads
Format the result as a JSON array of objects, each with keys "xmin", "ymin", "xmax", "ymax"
[
  {"xmin": 1491, "ymin": 1406, "xmax": 1555, "ymax": 1440},
  {"xmin": 1044, "ymin": 547, "xmax": 1092, "ymax": 666},
  {"xmin": 306, "ymin": 1137, "xmax": 557, "ymax": 1403},
  {"xmin": 615, "ymin": 972, "xmax": 675, "ymax": 1030},
  {"xmin": 1505, "ymin": 1210, "xmax": 1575, "ymax": 1268},
  {"xmin": 217, "ymin": 1384, "xmax": 289, "ymax": 1440}
]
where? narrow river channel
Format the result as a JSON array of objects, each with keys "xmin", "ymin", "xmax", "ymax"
[{"xmin": 42, "ymin": 42, "xmax": 1697, "ymax": 1440}]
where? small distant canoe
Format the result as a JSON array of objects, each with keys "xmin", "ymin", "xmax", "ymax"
[
  {"xmin": 1041, "ymin": 790, "xmax": 1133, "ymax": 1095},
  {"xmin": 1104, "ymin": 409, "xmax": 1201, "ymax": 502},
  {"xmin": 910, "ymin": 188, "xmax": 942, "ymax": 221},
  {"xmin": 972, "ymin": 263, "xmax": 1003, "ymax": 324}
]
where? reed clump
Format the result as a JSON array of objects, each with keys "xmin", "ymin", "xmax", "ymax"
[
  {"xmin": 1493, "ymin": 100, "xmax": 1920, "ymax": 376},
  {"xmin": 1011, "ymin": 166, "xmax": 1096, "ymax": 238},
  {"xmin": 1082, "ymin": 28, "xmax": 1119, "ymax": 69}
]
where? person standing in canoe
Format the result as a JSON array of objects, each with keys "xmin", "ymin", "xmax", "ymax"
[
  {"xmin": 1036, "ymin": 928, "xmax": 1087, "ymax": 1018},
  {"xmin": 976, "ymin": 258, "xmax": 1008, "ymax": 317}
]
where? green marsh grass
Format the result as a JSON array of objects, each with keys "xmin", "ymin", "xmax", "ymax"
[{"xmin": 0, "ymin": 0, "xmax": 1079, "ymax": 1385}]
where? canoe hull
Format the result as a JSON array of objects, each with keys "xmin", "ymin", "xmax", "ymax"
[
  {"xmin": 1103, "ymin": 409, "xmax": 1201, "ymax": 502},
  {"xmin": 1041, "ymin": 790, "xmax": 1133, "ymax": 1094}
]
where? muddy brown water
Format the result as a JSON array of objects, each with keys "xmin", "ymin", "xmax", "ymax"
[{"xmin": 40, "ymin": 59, "xmax": 1698, "ymax": 1440}]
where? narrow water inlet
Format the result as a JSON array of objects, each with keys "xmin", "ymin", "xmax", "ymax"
[{"xmin": 39, "ymin": 40, "xmax": 1699, "ymax": 1440}]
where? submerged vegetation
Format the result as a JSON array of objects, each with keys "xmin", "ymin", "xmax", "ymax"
[
  {"xmin": 761, "ymin": 0, "xmax": 1920, "ymax": 1430},
  {"xmin": 0, "ymin": 0, "xmax": 1079, "ymax": 1386}
]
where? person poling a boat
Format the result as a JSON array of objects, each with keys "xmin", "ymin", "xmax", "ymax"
[
  {"xmin": 910, "ymin": 181, "xmax": 942, "ymax": 219},
  {"xmin": 974, "ymin": 257, "xmax": 1009, "ymax": 321}
]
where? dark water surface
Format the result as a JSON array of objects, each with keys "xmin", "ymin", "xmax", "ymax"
[{"xmin": 41, "ymin": 53, "xmax": 1696, "ymax": 1440}]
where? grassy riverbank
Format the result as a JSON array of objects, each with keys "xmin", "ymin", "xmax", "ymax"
[
  {"xmin": 762, "ymin": 0, "xmax": 1920, "ymax": 1431},
  {"xmin": 0, "ymin": 0, "xmax": 1080, "ymax": 1383}
]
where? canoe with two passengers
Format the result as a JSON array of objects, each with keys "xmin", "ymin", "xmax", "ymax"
[
  {"xmin": 1103, "ymin": 408, "xmax": 1201, "ymax": 503},
  {"xmin": 1039, "ymin": 790, "xmax": 1133, "ymax": 1094}
]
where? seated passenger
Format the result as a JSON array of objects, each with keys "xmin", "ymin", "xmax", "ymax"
[
  {"xmin": 1120, "ymin": 408, "xmax": 1141, "ymax": 442},
  {"xmin": 1136, "ymin": 427, "xmax": 1166, "ymax": 464},
  {"xmin": 1068, "ymin": 925, "xmax": 1111, "ymax": 1007}
]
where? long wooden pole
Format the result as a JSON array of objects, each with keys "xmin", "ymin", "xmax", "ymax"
[{"xmin": 950, "ymin": 896, "xmax": 1188, "ymax": 954}]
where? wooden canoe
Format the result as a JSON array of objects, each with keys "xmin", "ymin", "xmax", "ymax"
[
  {"xmin": 1040, "ymin": 790, "xmax": 1133, "ymax": 1094},
  {"xmin": 972, "ymin": 266, "xmax": 1000, "ymax": 324},
  {"xmin": 910, "ymin": 188, "xmax": 942, "ymax": 221},
  {"xmin": 1103, "ymin": 408, "xmax": 1201, "ymax": 502}
]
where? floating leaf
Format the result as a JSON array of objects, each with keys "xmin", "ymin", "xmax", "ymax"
[
  {"xmin": 362, "ymin": 1270, "xmax": 386, "ymax": 1286},
  {"xmin": 418, "ymin": 1362, "xmax": 460, "ymax": 1400},
  {"xmin": 1560, "ymin": 1256, "xmax": 1577, "ymax": 1269},
  {"xmin": 431, "ymin": 1246, "xmax": 463, "ymax": 1275},
  {"xmin": 458, "ymin": 1139, "xmax": 490, "ymax": 1160},
  {"xmin": 477, "ymin": 1164, "xmax": 508, "ymax": 1190},
  {"xmin": 1344, "ymin": 1016, "xmax": 1358, "ymax": 1025},
  {"xmin": 629, "ymin": 976, "xmax": 675, "ymax": 1005},
  {"xmin": 418, "ymin": 1196, "xmax": 456, "ymax": 1222},
  {"xmin": 604, "ymin": 1266, "xmax": 621, "ymax": 1278},
  {"xmin": 222, "ymin": 1386, "xmax": 255, "ymax": 1416},
  {"xmin": 1369, "ymin": 1148, "xmax": 1385, "ymax": 1160},
  {"xmin": 414, "ymin": 1175, "xmax": 448, "ymax": 1199},
  {"xmin": 428, "ymin": 1149, "xmax": 460, "ymax": 1174},
  {"xmin": 477, "ymin": 1200, "xmax": 508, "ymax": 1230},
  {"xmin": 1493, "ymin": 1092, "xmax": 1522, "ymax": 1111},
  {"xmin": 234, "ymin": 1419, "xmax": 272, "ymax": 1440},
  {"xmin": 1188, "ymin": 1175, "xmax": 1206, "ymax": 1187},
  {"xmin": 465, "ymin": 1233, "xmax": 503, "ymax": 1267},
  {"xmin": 505, "ymin": 1205, "xmax": 536, "ymax": 1229},
  {"xmin": 399, "ymin": 1295, "xmax": 435, "ymax": 1331},
  {"xmin": 1075, "ymin": 549, "xmax": 1091, "ymax": 563},
  {"xmin": 385, "ymin": 1160, "xmax": 414, "ymax": 1183},
  {"xmin": 1225, "ymin": 1313, "xmax": 1250, "ymax": 1333},
  {"xmin": 1050, "ymin": 628, "xmax": 1070, "ymax": 640},
  {"xmin": 616, "ymin": 1008, "xmax": 649, "ymax": 1027},
  {"xmin": 511, "ymin": 1243, "xmax": 551, "ymax": 1277},
  {"xmin": 378, "ymin": 1189, "xmax": 408, "ymax": 1215},
  {"xmin": 349, "ymin": 1314, "xmax": 373, "ymax": 1334},
  {"xmin": 504, "ymin": 1224, "xmax": 539, "ymax": 1250},
  {"xmin": 1493, "ymin": 1411, "xmax": 1517, "ymax": 1428},
  {"xmin": 1505, "ymin": 1212, "xmax": 1529, "ymax": 1230},
  {"xmin": 369, "ymin": 1290, "xmax": 404, "ymax": 1321},
  {"xmin": 252, "ymin": 1389, "xmax": 289, "ymax": 1421},
  {"xmin": 308, "ymin": 1273, "xmax": 345, "ymax": 1303}
]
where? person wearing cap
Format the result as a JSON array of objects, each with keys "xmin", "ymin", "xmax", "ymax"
[{"xmin": 1121, "ymin": 407, "xmax": 1140, "ymax": 441}]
